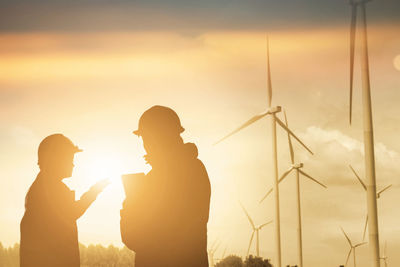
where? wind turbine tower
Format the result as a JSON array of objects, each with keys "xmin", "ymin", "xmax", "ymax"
[
  {"xmin": 208, "ymin": 240, "xmax": 220, "ymax": 267},
  {"xmin": 380, "ymin": 241, "xmax": 388, "ymax": 267},
  {"xmin": 259, "ymin": 111, "xmax": 326, "ymax": 267},
  {"xmin": 348, "ymin": 0, "xmax": 380, "ymax": 266}
]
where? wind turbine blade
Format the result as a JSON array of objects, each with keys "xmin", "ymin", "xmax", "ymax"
[
  {"xmin": 355, "ymin": 242, "xmax": 367, "ymax": 248},
  {"xmin": 345, "ymin": 248, "xmax": 352, "ymax": 266},
  {"xmin": 341, "ymin": 227, "xmax": 353, "ymax": 247},
  {"xmin": 362, "ymin": 214, "xmax": 368, "ymax": 241},
  {"xmin": 210, "ymin": 239, "xmax": 219, "ymax": 251},
  {"xmin": 349, "ymin": 165, "xmax": 366, "ymax": 191},
  {"xmin": 214, "ymin": 241, "xmax": 221, "ymax": 253},
  {"xmin": 259, "ymin": 168, "xmax": 293, "ymax": 203},
  {"xmin": 299, "ymin": 170, "xmax": 327, "ymax": 188},
  {"xmin": 214, "ymin": 111, "xmax": 270, "ymax": 145},
  {"xmin": 280, "ymin": 166, "xmax": 295, "ymax": 182},
  {"xmin": 259, "ymin": 188, "xmax": 273, "ymax": 203},
  {"xmin": 266, "ymin": 37, "xmax": 272, "ymax": 107},
  {"xmin": 240, "ymin": 203, "xmax": 256, "ymax": 229},
  {"xmin": 349, "ymin": 2, "xmax": 357, "ymax": 125},
  {"xmin": 275, "ymin": 116, "xmax": 313, "ymax": 155},
  {"xmin": 377, "ymin": 184, "xmax": 392, "ymax": 196},
  {"xmin": 247, "ymin": 231, "xmax": 255, "ymax": 256},
  {"xmin": 284, "ymin": 110, "xmax": 295, "ymax": 164},
  {"xmin": 259, "ymin": 220, "xmax": 273, "ymax": 230}
]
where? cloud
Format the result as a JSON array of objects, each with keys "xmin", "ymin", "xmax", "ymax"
[
  {"xmin": 305, "ymin": 126, "xmax": 363, "ymax": 152},
  {"xmin": 301, "ymin": 126, "xmax": 400, "ymax": 184}
]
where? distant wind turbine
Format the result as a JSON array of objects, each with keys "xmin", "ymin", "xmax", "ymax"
[
  {"xmin": 221, "ymin": 246, "xmax": 228, "ymax": 259},
  {"xmin": 214, "ymin": 245, "xmax": 229, "ymax": 264},
  {"xmin": 215, "ymin": 38, "xmax": 313, "ymax": 267},
  {"xmin": 259, "ymin": 111, "xmax": 326, "ymax": 267},
  {"xmin": 347, "ymin": 0, "xmax": 381, "ymax": 265},
  {"xmin": 341, "ymin": 227, "xmax": 367, "ymax": 267},
  {"xmin": 240, "ymin": 203, "xmax": 272, "ymax": 257},
  {"xmin": 380, "ymin": 241, "xmax": 388, "ymax": 267},
  {"xmin": 349, "ymin": 165, "xmax": 392, "ymax": 241},
  {"xmin": 208, "ymin": 239, "xmax": 220, "ymax": 267}
]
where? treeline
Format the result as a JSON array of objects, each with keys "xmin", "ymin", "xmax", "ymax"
[
  {"xmin": 0, "ymin": 243, "xmax": 134, "ymax": 267},
  {"xmin": 0, "ymin": 243, "xmax": 278, "ymax": 267},
  {"xmin": 79, "ymin": 244, "xmax": 134, "ymax": 267},
  {"xmin": 215, "ymin": 255, "xmax": 273, "ymax": 267},
  {"xmin": 0, "ymin": 243, "xmax": 19, "ymax": 267}
]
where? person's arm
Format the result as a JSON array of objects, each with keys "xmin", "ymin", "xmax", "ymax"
[{"xmin": 73, "ymin": 179, "xmax": 110, "ymax": 219}]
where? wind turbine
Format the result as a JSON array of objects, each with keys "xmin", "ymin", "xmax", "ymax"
[
  {"xmin": 215, "ymin": 38, "xmax": 313, "ymax": 267},
  {"xmin": 221, "ymin": 246, "xmax": 228, "ymax": 260},
  {"xmin": 347, "ymin": 0, "xmax": 380, "ymax": 266},
  {"xmin": 349, "ymin": 165, "xmax": 392, "ymax": 241},
  {"xmin": 208, "ymin": 240, "xmax": 220, "ymax": 267},
  {"xmin": 259, "ymin": 111, "xmax": 326, "ymax": 267},
  {"xmin": 341, "ymin": 227, "xmax": 367, "ymax": 267},
  {"xmin": 380, "ymin": 241, "xmax": 388, "ymax": 267},
  {"xmin": 214, "ymin": 245, "xmax": 229, "ymax": 264},
  {"xmin": 240, "ymin": 203, "xmax": 272, "ymax": 257}
]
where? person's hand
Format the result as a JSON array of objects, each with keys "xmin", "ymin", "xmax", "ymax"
[{"xmin": 89, "ymin": 178, "xmax": 111, "ymax": 196}]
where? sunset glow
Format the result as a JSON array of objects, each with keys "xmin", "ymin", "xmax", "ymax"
[{"xmin": 1, "ymin": 1, "xmax": 400, "ymax": 266}]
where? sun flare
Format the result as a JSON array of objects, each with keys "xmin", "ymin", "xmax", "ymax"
[{"xmin": 86, "ymin": 155, "xmax": 124, "ymax": 183}]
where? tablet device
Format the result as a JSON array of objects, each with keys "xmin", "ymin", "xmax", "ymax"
[{"xmin": 121, "ymin": 173, "xmax": 145, "ymax": 198}]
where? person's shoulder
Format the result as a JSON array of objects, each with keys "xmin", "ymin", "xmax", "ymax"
[
  {"xmin": 24, "ymin": 176, "xmax": 46, "ymax": 208},
  {"xmin": 26, "ymin": 175, "xmax": 45, "ymax": 196}
]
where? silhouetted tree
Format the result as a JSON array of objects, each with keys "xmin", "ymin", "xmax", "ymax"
[
  {"xmin": 215, "ymin": 255, "xmax": 244, "ymax": 267},
  {"xmin": 0, "ymin": 243, "xmax": 19, "ymax": 267},
  {"xmin": 79, "ymin": 243, "xmax": 134, "ymax": 267},
  {"xmin": 244, "ymin": 255, "xmax": 273, "ymax": 267},
  {"xmin": 0, "ymin": 243, "xmax": 134, "ymax": 267},
  {"xmin": 0, "ymin": 242, "xmax": 4, "ymax": 266}
]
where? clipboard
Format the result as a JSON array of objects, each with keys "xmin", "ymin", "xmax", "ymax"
[{"xmin": 121, "ymin": 173, "xmax": 145, "ymax": 198}]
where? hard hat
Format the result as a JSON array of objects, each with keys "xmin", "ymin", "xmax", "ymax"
[
  {"xmin": 133, "ymin": 105, "xmax": 185, "ymax": 136},
  {"xmin": 38, "ymin": 134, "xmax": 82, "ymax": 165}
]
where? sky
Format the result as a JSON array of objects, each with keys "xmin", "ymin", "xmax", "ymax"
[{"xmin": 0, "ymin": 0, "xmax": 400, "ymax": 266}]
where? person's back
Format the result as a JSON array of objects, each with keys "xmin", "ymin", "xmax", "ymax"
[
  {"xmin": 120, "ymin": 106, "xmax": 211, "ymax": 267},
  {"xmin": 20, "ymin": 134, "xmax": 109, "ymax": 267}
]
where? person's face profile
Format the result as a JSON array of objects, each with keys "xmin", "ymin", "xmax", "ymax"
[
  {"xmin": 46, "ymin": 152, "xmax": 75, "ymax": 179},
  {"xmin": 141, "ymin": 133, "xmax": 157, "ymax": 155},
  {"xmin": 60, "ymin": 153, "xmax": 75, "ymax": 179}
]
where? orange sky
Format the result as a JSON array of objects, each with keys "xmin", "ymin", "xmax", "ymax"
[{"xmin": 1, "ymin": 25, "xmax": 400, "ymax": 266}]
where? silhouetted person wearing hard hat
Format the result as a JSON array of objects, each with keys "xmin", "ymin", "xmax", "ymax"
[
  {"xmin": 120, "ymin": 106, "xmax": 211, "ymax": 267},
  {"xmin": 20, "ymin": 134, "xmax": 109, "ymax": 267}
]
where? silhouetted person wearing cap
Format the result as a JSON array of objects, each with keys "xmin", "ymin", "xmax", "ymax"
[
  {"xmin": 20, "ymin": 134, "xmax": 109, "ymax": 267},
  {"xmin": 120, "ymin": 106, "xmax": 211, "ymax": 267}
]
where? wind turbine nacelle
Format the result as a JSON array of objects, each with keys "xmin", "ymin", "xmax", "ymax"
[
  {"xmin": 268, "ymin": 106, "xmax": 282, "ymax": 114},
  {"xmin": 292, "ymin": 163, "xmax": 304, "ymax": 169}
]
